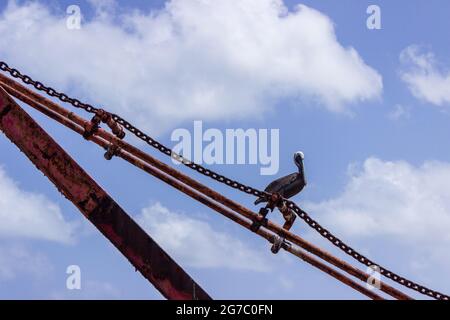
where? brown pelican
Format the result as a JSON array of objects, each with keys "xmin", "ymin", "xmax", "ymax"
[{"xmin": 254, "ymin": 151, "xmax": 307, "ymax": 205}]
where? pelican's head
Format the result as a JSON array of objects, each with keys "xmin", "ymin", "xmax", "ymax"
[{"xmin": 294, "ymin": 151, "xmax": 304, "ymax": 167}]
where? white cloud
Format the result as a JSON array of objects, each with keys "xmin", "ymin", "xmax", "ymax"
[
  {"xmin": 0, "ymin": 166, "xmax": 76, "ymax": 244},
  {"xmin": 0, "ymin": 0, "xmax": 382, "ymax": 135},
  {"xmin": 50, "ymin": 280, "xmax": 122, "ymax": 299},
  {"xmin": 136, "ymin": 202, "xmax": 270, "ymax": 271},
  {"xmin": 0, "ymin": 244, "xmax": 53, "ymax": 281},
  {"xmin": 304, "ymin": 158, "xmax": 450, "ymax": 293},
  {"xmin": 388, "ymin": 104, "xmax": 410, "ymax": 120},
  {"xmin": 305, "ymin": 158, "xmax": 450, "ymax": 244},
  {"xmin": 400, "ymin": 45, "xmax": 450, "ymax": 106}
]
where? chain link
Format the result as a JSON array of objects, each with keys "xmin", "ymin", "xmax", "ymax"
[
  {"xmin": 285, "ymin": 200, "xmax": 449, "ymax": 300},
  {"xmin": 0, "ymin": 62, "xmax": 98, "ymax": 114},
  {"xmin": 109, "ymin": 113, "xmax": 266, "ymax": 197},
  {"xmin": 1, "ymin": 61, "xmax": 448, "ymax": 300}
]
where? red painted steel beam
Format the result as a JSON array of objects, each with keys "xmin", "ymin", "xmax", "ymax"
[
  {"xmin": 0, "ymin": 82, "xmax": 388, "ymax": 300},
  {"xmin": 0, "ymin": 87, "xmax": 211, "ymax": 300}
]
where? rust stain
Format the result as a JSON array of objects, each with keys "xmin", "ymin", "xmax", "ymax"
[
  {"xmin": 0, "ymin": 80, "xmax": 412, "ymax": 300},
  {"xmin": 0, "ymin": 86, "xmax": 211, "ymax": 300}
]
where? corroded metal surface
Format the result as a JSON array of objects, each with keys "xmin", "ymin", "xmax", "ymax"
[
  {"xmin": 0, "ymin": 86, "xmax": 211, "ymax": 300},
  {"xmin": 0, "ymin": 82, "xmax": 401, "ymax": 300},
  {"xmin": 1, "ymin": 64, "xmax": 446, "ymax": 300},
  {"xmin": 0, "ymin": 80, "xmax": 411, "ymax": 300}
]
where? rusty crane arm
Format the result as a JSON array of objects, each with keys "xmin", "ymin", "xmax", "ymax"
[
  {"xmin": 0, "ymin": 86, "xmax": 211, "ymax": 300},
  {"xmin": 0, "ymin": 76, "xmax": 409, "ymax": 300},
  {"xmin": 1, "ymin": 61, "xmax": 447, "ymax": 300}
]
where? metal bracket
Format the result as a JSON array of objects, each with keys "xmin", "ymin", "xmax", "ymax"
[
  {"xmin": 250, "ymin": 207, "xmax": 269, "ymax": 232},
  {"xmin": 271, "ymin": 235, "xmax": 285, "ymax": 254},
  {"xmin": 83, "ymin": 113, "xmax": 102, "ymax": 139},
  {"xmin": 83, "ymin": 109, "xmax": 125, "ymax": 140},
  {"xmin": 251, "ymin": 193, "xmax": 283, "ymax": 232},
  {"xmin": 278, "ymin": 201, "xmax": 297, "ymax": 232},
  {"xmin": 104, "ymin": 142, "xmax": 121, "ymax": 160}
]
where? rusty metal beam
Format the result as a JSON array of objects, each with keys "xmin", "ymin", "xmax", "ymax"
[
  {"xmin": 0, "ymin": 75, "xmax": 412, "ymax": 300},
  {"xmin": 0, "ymin": 85, "xmax": 384, "ymax": 300},
  {"xmin": 0, "ymin": 81, "xmax": 392, "ymax": 300},
  {"xmin": 0, "ymin": 86, "xmax": 211, "ymax": 300}
]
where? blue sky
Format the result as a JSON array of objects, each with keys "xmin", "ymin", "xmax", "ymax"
[{"xmin": 1, "ymin": 0, "xmax": 450, "ymax": 299}]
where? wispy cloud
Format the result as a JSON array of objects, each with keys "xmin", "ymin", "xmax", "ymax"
[
  {"xmin": 0, "ymin": 0, "xmax": 382, "ymax": 135},
  {"xmin": 400, "ymin": 45, "xmax": 450, "ymax": 106},
  {"xmin": 306, "ymin": 158, "xmax": 450, "ymax": 244},
  {"xmin": 304, "ymin": 158, "xmax": 450, "ymax": 293},
  {"xmin": 50, "ymin": 280, "xmax": 122, "ymax": 300},
  {"xmin": 136, "ymin": 202, "xmax": 270, "ymax": 272},
  {"xmin": 388, "ymin": 104, "xmax": 410, "ymax": 121},
  {"xmin": 0, "ymin": 244, "xmax": 53, "ymax": 281},
  {"xmin": 0, "ymin": 166, "xmax": 76, "ymax": 244}
]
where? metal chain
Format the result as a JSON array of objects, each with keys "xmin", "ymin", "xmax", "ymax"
[
  {"xmin": 285, "ymin": 200, "xmax": 449, "ymax": 300},
  {"xmin": 0, "ymin": 62, "xmax": 263, "ymax": 196},
  {"xmin": 1, "ymin": 60, "xmax": 448, "ymax": 300},
  {"xmin": 0, "ymin": 62, "xmax": 98, "ymax": 114},
  {"xmin": 109, "ymin": 113, "xmax": 266, "ymax": 197}
]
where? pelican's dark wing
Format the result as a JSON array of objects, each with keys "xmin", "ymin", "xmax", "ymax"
[
  {"xmin": 254, "ymin": 173, "xmax": 299, "ymax": 205},
  {"xmin": 264, "ymin": 173, "xmax": 298, "ymax": 193}
]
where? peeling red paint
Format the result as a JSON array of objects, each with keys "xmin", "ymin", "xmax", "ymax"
[{"xmin": 0, "ymin": 86, "xmax": 211, "ymax": 300}]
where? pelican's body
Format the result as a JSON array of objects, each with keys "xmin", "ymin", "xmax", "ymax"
[{"xmin": 254, "ymin": 151, "xmax": 307, "ymax": 205}]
